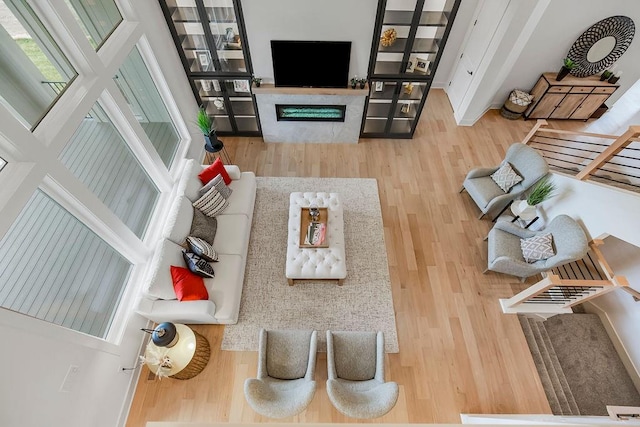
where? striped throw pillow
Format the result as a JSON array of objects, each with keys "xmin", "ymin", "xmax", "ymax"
[
  {"xmin": 186, "ymin": 236, "xmax": 218, "ymax": 262},
  {"xmin": 193, "ymin": 186, "xmax": 229, "ymax": 217},
  {"xmin": 199, "ymin": 173, "xmax": 233, "ymax": 200},
  {"xmin": 182, "ymin": 251, "xmax": 215, "ymax": 279}
]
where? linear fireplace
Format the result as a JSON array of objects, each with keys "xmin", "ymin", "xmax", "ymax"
[{"xmin": 276, "ymin": 104, "xmax": 346, "ymax": 122}]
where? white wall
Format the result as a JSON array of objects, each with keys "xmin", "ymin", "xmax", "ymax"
[
  {"xmin": 493, "ymin": 0, "xmax": 640, "ymax": 108},
  {"xmin": 242, "ymin": 0, "xmax": 377, "ymax": 83},
  {"xmin": 542, "ymin": 173, "xmax": 640, "ymax": 377}
]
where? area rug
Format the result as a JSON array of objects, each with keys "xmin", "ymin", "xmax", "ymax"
[{"xmin": 221, "ymin": 177, "xmax": 399, "ymax": 353}]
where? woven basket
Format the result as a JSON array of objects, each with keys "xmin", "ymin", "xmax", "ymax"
[
  {"xmin": 503, "ymin": 98, "xmax": 529, "ymax": 114},
  {"xmin": 500, "ymin": 106, "xmax": 523, "ymax": 119}
]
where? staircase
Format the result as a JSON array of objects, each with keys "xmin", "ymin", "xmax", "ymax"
[{"xmin": 520, "ymin": 313, "xmax": 640, "ymax": 416}]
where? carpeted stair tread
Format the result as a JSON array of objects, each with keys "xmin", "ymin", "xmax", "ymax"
[
  {"xmin": 544, "ymin": 313, "xmax": 640, "ymax": 415},
  {"xmin": 518, "ymin": 316, "xmax": 563, "ymax": 415},
  {"xmin": 527, "ymin": 318, "xmax": 574, "ymax": 415},
  {"xmin": 535, "ymin": 319, "xmax": 580, "ymax": 415}
]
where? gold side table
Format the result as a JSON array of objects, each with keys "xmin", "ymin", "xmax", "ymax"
[{"xmin": 144, "ymin": 324, "xmax": 210, "ymax": 380}]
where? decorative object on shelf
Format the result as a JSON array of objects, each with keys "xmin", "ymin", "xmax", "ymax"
[
  {"xmin": 358, "ymin": 78, "xmax": 367, "ymax": 89},
  {"xmin": 213, "ymin": 97, "xmax": 225, "ymax": 110},
  {"xmin": 526, "ymin": 176, "xmax": 556, "ymax": 206},
  {"xmin": 200, "ymin": 79, "xmax": 212, "ymax": 92},
  {"xmin": 567, "ymin": 15, "xmax": 635, "ymax": 77},
  {"xmin": 308, "ymin": 203, "xmax": 320, "ymax": 221},
  {"xmin": 414, "ymin": 57, "xmax": 430, "ymax": 74},
  {"xmin": 233, "ymin": 79, "xmax": 250, "ymax": 93},
  {"xmin": 406, "ymin": 54, "xmax": 417, "ymax": 73},
  {"xmin": 251, "ymin": 77, "xmax": 262, "ymax": 87},
  {"xmin": 556, "ymin": 57, "xmax": 575, "ymax": 81},
  {"xmin": 375, "ymin": 81, "xmax": 384, "ymax": 92},
  {"xmin": 400, "ymin": 103, "xmax": 411, "ymax": 114},
  {"xmin": 141, "ymin": 322, "xmax": 179, "ymax": 347},
  {"xmin": 225, "ymin": 27, "xmax": 236, "ymax": 43},
  {"xmin": 380, "ymin": 28, "xmax": 397, "ymax": 47},
  {"xmin": 608, "ymin": 71, "xmax": 622, "ymax": 84},
  {"xmin": 196, "ymin": 50, "xmax": 212, "ymax": 71},
  {"xmin": 600, "ymin": 69, "xmax": 613, "ymax": 81},
  {"xmin": 212, "ymin": 79, "xmax": 221, "ymax": 92},
  {"xmin": 350, "ymin": 76, "xmax": 358, "ymax": 89},
  {"xmin": 403, "ymin": 83, "xmax": 414, "ymax": 95}
]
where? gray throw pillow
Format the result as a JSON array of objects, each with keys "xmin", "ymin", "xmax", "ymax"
[
  {"xmin": 199, "ymin": 174, "xmax": 233, "ymax": 200},
  {"xmin": 189, "ymin": 209, "xmax": 217, "ymax": 245},
  {"xmin": 521, "ymin": 233, "xmax": 555, "ymax": 263},
  {"xmin": 490, "ymin": 162, "xmax": 523, "ymax": 193}
]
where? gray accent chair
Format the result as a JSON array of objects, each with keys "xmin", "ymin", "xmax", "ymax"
[
  {"xmin": 244, "ymin": 329, "xmax": 317, "ymax": 418},
  {"xmin": 326, "ymin": 330, "xmax": 399, "ymax": 419},
  {"xmin": 461, "ymin": 143, "xmax": 549, "ymax": 219},
  {"xmin": 486, "ymin": 214, "xmax": 589, "ymax": 282}
]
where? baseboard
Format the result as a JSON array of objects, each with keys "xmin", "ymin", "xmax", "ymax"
[{"xmin": 582, "ymin": 301, "xmax": 640, "ymax": 393}]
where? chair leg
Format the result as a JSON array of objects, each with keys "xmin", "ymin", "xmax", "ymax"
[
  {"xmin": 478, "ymin": 212, "xmax": 485, "ymax": 220},
  {"xmin": 483, "ymin": 268, "xmax": 489, "ymax": 274},
  {"xmin": 520, "ymin": 277, "xmax": 527, "ymax": 283},
  {"xmin": 483, "ymin": 234, "xmax": 488, "ymax": 241},
  {"xmin": 459, "ymin": 185, "xmax": 466, "ymax": 193}
]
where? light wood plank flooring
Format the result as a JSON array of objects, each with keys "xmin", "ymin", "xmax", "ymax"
[{"xmin": 127, "ymin": 90, "xmax": 592, "ymax": 426}]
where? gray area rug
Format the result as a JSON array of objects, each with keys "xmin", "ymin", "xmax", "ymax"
[
  {"xmin": 222, "ymin": 177, "xmax": 399, "ymax": 353},
  {"xmin": 545, "ymin": 313, "xmax": 640, "ymax": 415}
]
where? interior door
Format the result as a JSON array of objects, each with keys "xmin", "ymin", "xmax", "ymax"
[{"xmin": 446, "ymin": 0, "xmax": 510, "ymax": 111}]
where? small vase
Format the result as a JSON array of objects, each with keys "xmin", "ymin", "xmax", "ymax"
[
  {"xmin": 556, "ymin": 66, "xmax": 571, "ymax": 81},
  {"xmin": 351, "ymin": 83, "xmax": 356, "ymax": 89},
  {"xmin": 359, "ymin": 81, "xmax": 366, "ymax": 89}
]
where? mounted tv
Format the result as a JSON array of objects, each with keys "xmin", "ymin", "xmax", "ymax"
[{"xmin": 271, "ymin": 40, "xmax": 351, "ymax": 88}]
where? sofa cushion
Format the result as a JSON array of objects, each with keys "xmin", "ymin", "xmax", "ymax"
[
  {"xmin": 186, "ymin": 236, "xmax": 218, "ymax": 262},
  {"xmin": 190, "ymin": 210, "xmax": 217, "ymax": 245},
  {"xmin": 171, "ymin": 265, "xmax": 209, "ymax": 301},
  {"xmin": 199, "ymin": 158, "xmax": 231, "ymax": 185},
  {"xmin": 214, "ymin": 214, "xmax": 250, "ymax": 256},
  {"xmin": 333, "ymin": 331, "xmax": 377, "ymax": 381},
  {"xmin": 225, "ymin": 172, "xmax": 257, "ymax": 217},
  {"xmin": 162, "ymin": 195, "xmax": 194, "ymax": 245},
  {"xmin": 182, "ymin": 251, "xmax": 216, "ymax": 278},
  {"xmin": 203, "ymin": 254, "xmax": 245, "ymax": 323},
  {"xmin": 266, "ymin": 330, "xmax": 313, "ymax": 380},
  {"xmin": 193, "ymin": 186, "xmax": 229, "ymax": 217},
  {"xmin": 143, "ymin": 239, "xmax": 186, "ymax": 300}
]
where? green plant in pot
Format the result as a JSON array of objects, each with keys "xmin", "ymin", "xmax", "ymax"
[
  {"xmin": 516, "ymin": 177, "xmax": 557, "ymax": 218},
  {"xmin": 350, "ymin": 76, "xmax": 358, "ymax": 89},
  {"xmin": 196, "ymin": 107, "xmax": 223, "ymax": 153},
  {"xmin": 252, "ymin": 77, "xmax": 262, "ymax": 87},
  {"xmin": 556, "ymin": 57, "xmax": 575, "ymax": 81}
]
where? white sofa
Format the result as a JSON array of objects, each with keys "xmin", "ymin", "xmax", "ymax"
[{"xmin": 136, "ymin": 159, "xmax": 256, "ymax": 324}]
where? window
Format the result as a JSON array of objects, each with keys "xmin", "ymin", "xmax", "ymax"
[
  {"xmin": 0, "ymin": 190, "xmax": 132, "ymax": 338},
  {"xmin": 0, "ymin": 0, "xmax": 76, "ymax": 129},
  {"xmin": 59, "ymin": 101, "xmax": 160, "ymax": 238},
  {"xmin": 63, "ymin": 0, "xmax": 122, "ymax": 50},
  {"xmin": 115, "ymin": 47, "xmax": 180, "ymax": 167}
]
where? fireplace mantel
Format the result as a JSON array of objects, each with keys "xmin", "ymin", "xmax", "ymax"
[{"xmin": 252, "ymin": 84, "xmax": 368, "ymax": 143}]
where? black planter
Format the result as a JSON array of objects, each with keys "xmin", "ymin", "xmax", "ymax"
[
  {"xmin": 351, "ymin": 83, "xmax": 356, "ymax": 89},
  {"xmin": 556, "ymin": 66, "xmax": 571, "ymax": 81},
  {"xmin": 204, "ymin": 133, "xmax": 224, "ymax": 153},
  {"xmin": 359, "ymin": 82, "xmax": 366, "ymax": 89}
]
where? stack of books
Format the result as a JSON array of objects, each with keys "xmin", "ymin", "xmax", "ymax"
[{"xmin": 304, "ymin": 221, "xmax": 326, "ymax": 246}]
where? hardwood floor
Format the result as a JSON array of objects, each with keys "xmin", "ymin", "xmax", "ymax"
[{"xmin": 127, "ymin": 90, "xmax": 581, "ymax": 425}]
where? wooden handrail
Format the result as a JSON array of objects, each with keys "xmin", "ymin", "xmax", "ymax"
[
  {"xmin": 576, "ymin": 126, "xmax": 640, "ymax": 180},
  {"xmin": 521, "ymin": 119, "xmax": 548, "ymax": 145}
]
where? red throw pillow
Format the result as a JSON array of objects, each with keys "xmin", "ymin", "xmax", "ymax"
[
  {"xmin": 198, "ymin": 157, "xmax": 231, "ymax": 185},
  {"xmin": 170, "ymin": 266, "xmax": 209, "ymax": 301}
]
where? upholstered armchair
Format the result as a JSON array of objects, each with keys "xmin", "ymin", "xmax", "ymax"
[
  {"xmin": 460, "ymin": 143, "xmax": 549, "ymax": 219},
  {"xmin": 326, "ymin": 331, "xmax": 399, "ymax": 419},
  {"xmin": 486, "ymin": 214, "xmax": 589, "ymax": 282},
  {"xmin": 244, "ymin": 329, "xmax": 317, "ymax": 418}
]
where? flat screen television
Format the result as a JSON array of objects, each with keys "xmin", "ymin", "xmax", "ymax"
[{"xmin": 271, "ymin": 40, "xmax": 351, "ymax": 88}]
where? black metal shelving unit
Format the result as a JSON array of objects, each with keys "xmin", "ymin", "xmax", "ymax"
[{"xmin": 362, "ymin": 0, "xmax": 461, "ymax": 138}]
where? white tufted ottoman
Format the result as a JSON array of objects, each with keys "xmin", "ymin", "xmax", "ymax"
[{"xmin": 286, "ymin": 192, "xmax": 346, "ymax": 285}]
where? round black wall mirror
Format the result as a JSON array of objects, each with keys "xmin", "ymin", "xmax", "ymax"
[{"xmin": 567, "ymin": 15, "xmax": 635, "ymax": 78}]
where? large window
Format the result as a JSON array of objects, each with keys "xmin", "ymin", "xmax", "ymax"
[
  {"xmin": 63, "ymin": 0, "xmax": 122, "ymax": 50},
  {"xmin": 116, "ymin": 47, "xmax": 180, "ymax": 167},
  {"xmin": 59, "ymin": 101, "xmax": 160, "ymax": 238},
  {"xmin": 0, "ymin": 0, "xmax": 76, "ymax": 129},
  {"xmin": 0, "ymin": 1, "xmax": 185, "ymax": 340},
  {"xmin": 0, "ymin": 190, "xmax": 132, "ymax": 338}
]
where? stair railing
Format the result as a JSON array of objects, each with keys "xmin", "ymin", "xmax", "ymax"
[
  {"xmin": 521, "ymin": 119, "xmax": 640, "ymax": 193},
  {"xmin": 500, "ymin": 240, "xmax": 633, "ymax": 313}
]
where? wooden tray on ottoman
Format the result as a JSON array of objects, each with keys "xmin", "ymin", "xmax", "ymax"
[{"xmin": 299, "ymin": 207, "xmax": 329, "ymax": 248}]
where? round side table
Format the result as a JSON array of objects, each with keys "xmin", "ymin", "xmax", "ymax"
[
  {"xmin": 144, "ymin": 324, "xmax": 211, "ymax": 380},
  {"xmin": 510, "ymin": 200, "xmax": 539, "ymax": 229}
]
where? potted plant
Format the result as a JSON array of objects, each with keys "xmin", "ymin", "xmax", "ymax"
[
  {"xmin": 600, "ymin": 69, "xmax": 613, "ymax": 81},
  {"xmin": 515, "ymin": 177, "xmax": 556, "ymax": 218},
  {"xmin": 196, "ymin": 107, "xmax": 223, "ymax": 153},
  {"xmin": 252, "ymin": 77, "xmax": 262, "ymax": 87},
  {"xmin": 556, "ymin": 57, "xmax": 575, "ymax": 81},
  {"xmin": 358, "ymin": 78, "xmax": 367, "ymax": 89},
  {"xmin": 350, "ymin": 76, "xmax": 358, "ymax": 89}
]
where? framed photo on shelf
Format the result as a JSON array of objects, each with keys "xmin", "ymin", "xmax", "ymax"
[
  {"xmin": 375, "ymin": 81, "xmax": 384, "ymax": 92},
  {"xmin": 406, "ymin": 54, "xmax": 417, "ymax": 73},
  {"xmin": 233, "ymin": 79, "xmax": 250, "ymax": 93},
  {"xmin": 414, "ymin": 57, "xmax": 430, "ymax": 74},
  {"xmin": 195, "ymin": 50, "xmax": 212, "ymax": 71}
]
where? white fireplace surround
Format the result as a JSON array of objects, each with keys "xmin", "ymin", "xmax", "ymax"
[{"xmin": 253, "ymin": 85, "xmax": 368, "ymax": 143}]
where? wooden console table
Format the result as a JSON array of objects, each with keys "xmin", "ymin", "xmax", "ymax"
[{"xmin": 524, "ymin": 72, "xmax": 618, "ymax": 120}]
